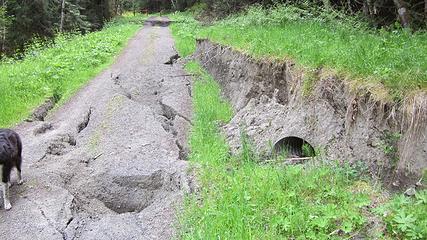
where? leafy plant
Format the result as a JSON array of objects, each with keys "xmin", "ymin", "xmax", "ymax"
[
  {"xmin": 379, "ymin": 131, "xmax": 401, "ymax": 168},
  {"xmin": 376, "ymin": 190, "xmax": 427, "ymax": 239},
  {"xmin": 199, "ymin": 4, "xmax": 427, "ymax": 99},
  {"xmin": 302, "ymin": 143, "xmax": 316, "ymax": 157}
]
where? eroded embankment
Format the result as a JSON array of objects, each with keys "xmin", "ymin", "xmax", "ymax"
[{"xmin": 195, "ymin": 39, "xmax": 426, "ymax": 189}]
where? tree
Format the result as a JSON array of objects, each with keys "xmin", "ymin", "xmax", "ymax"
[
  {"xmin": 425, "ymin": 0, "xmax": 427, "ymax": 24},
  {"xmin": 59, "ymin": 0, "xmax": 65, "ymax": 32},
  {"xmin": 393, "ymin": 0, "xmax": 411, "ymax": 28},
  {"xmin": 0, "ymin": 0, "xmax": 9, "ymax": 58}
]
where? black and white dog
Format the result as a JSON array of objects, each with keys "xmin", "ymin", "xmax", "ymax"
[{"xmin": 0, "ymin": 129, "xmax": 23, "ymax": 210}]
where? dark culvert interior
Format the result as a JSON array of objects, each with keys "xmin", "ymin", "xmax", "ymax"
[{"xmin": 273, "ymin": 136, "xmax": 315, "ymax": 158}]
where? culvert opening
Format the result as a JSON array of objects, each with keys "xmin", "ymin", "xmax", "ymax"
[{"xmin": 273, "ymin": 136, "xmax": 315, "ymax": 158}]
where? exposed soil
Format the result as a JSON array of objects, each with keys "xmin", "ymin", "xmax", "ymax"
[
  {"xmin": 0, "ymin": 17, "xmax": 193, "ymax": 240},
  {"xmin": 195, "ymin": 39, "xmax": 427, "ymax": 189}
]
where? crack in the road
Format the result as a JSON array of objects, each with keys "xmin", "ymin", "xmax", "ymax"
[
  {"xmin": 34, "ymin": 122, "xmax": 54, "ymax": 135},
  {"xmin": 159, "ymin": 101, "xmax": 192, "ymax": 125},
  {"xmin": 77, "ymin": 107, "xmax": 93, "ymax": 133},
  {"xmin": 27, "ymin": 198, "xmax": 71, "ymax": 240},
  {"xmin": 5, "ymin": 17, "xmax": 193, "ymax": 240}
]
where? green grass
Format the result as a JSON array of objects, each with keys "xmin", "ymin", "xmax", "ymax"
[
  {"xmin": 0, "ymin": 14, "xmax": 146, "ymax": 127},
  {"xmin": 179, "ymin": 61, "xmax": 376, "ymax": 239},
  {"xmin": 172, "ymin": 16, "xmax": 427, "ymax": 239},
  {"xmin": 180, "ymin": 60, "xmax": 427, "ymax": 240},
  {"xmin": 170, "ymin": 13, "xmax": 201, "ymax": 57},
  {"xmin": 171, "ymin": 6, "xmax": 427, "ymax": 99}
]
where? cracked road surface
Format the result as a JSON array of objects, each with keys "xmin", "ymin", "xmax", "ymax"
[{"xmin": 0, "ymin": 17, "xmax": 193, "ymax": 240}]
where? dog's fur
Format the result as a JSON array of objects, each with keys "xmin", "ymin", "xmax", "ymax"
[{"xmin": 0, "ymin": 129, "xmax": 23, "ymax": 210}]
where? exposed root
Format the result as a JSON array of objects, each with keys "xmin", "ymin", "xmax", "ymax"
[{"xmin": 399, "ymin": 92, "xmax": 427, "ymax": 173}]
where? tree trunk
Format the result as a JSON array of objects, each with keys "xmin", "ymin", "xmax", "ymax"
[
  {"xmin": 363, "ymin": 0, "xmax": 374, "ymax": 17},
  {"xmin": 170, "ymin": 0, "xmax": 176, "ymax": 10},
  {"xmin": 59, "ymin": 0, "xmax": 65, "ymax": 32},
  {"xmin": 425, "ymin": 0, "xmax": 427, "ymax": 25},
  {"xmin": 1, "ymin": 0, "xmax": 6, "ymax": 59},
  {"xmin": 347, "ymin": 0, "xmax": 353, "ymax": 13},
  {"xmin": 322, "ymin": 0, "xmax": 331, "ymax": 10},
  {"xmin": 393, "ymin": 0, "xmax": 411, "ymax": 28}
]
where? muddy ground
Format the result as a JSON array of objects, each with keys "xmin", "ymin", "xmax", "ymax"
[{"xmin": 0, "ymin": 17, "xmax": 193, "ymax": 240}]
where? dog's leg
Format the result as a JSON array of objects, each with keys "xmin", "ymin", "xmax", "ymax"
[
  {"xmin": 1, "ymin": 182, "xmax": 12, "ymax": 210},
  {"xmin": 16, "ymin": 157, "xmax": 23, "ymax": 185},
  {"xmin": 17, "ymin": 171, "xmax": 23, "ymax": 185}
]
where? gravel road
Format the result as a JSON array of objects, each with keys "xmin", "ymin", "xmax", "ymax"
[{"xmin": 0, "ymin": 16, "xmax": 192, "ymax": 240}]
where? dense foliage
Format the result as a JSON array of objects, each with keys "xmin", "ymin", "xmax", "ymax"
[
  {"xmin": 198, "ymin": 0, "xmax": 427, "ymax": 30},
  {"xmin": 1, "ymin": 0, "xmax": 425, "ymax": 57},
  {"xmin": 0, "ymin": 0, "xmax": 118, "ymax": 58},
  {"xmin": 137, "ymin": 0, "xmax": 427, "ymax": 29}
]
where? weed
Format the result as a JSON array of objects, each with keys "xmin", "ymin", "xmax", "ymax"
[
  {"xmin": 170, "ymin": 6, "xmax": 427, "ymax": 99},
  {"xmin": 302, "ymin": 69, "xmax": 319, "ymax": 97},
  {"xmin": 169, "ymin": 12, "xmax": 200, "ymax": 57},
  {"xmin": 170, "ymin": 10, "xmax": 426, "ymax": 240},
  {"xmin": 302, "ymin": 143, "xmax": 316, "ymax": 157},
  {"xmin": 201, "ymin": 4, "xmax": 426, "ymax": 99},
  {"xmin": 238, "ymin": 130, "xmax": 258, "ymax": 164},
  {"xmin": 379, "ymin": 131, "xmax": 401, "ymax": 168},
  {"xmin": 375, "ymin": 190, "xmax": 427, "ymax": 239}
]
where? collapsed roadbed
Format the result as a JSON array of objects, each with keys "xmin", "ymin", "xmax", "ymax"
[{"xmin": 1, "ymin": 17, "xmax": 193, "ymax": 240}]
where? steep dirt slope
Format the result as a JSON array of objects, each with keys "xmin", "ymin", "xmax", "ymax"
[{"xmin": 0, "ymin": 17, "xmax": 192, "ymax": 240}]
